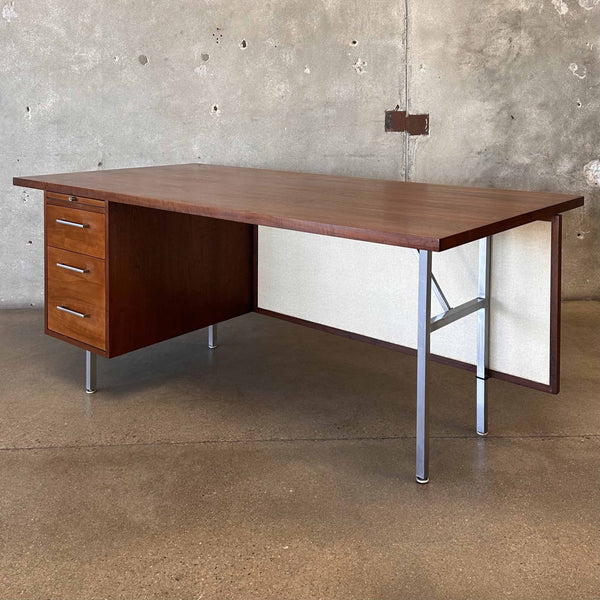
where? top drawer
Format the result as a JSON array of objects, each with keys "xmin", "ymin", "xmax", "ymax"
[
  {"xmin": 46, "ymin": 203, "xmax": 106, "ymax": 259},
  {"xmin": 46, "ymin": 191, "xmax": 105, "ymax": 209}
]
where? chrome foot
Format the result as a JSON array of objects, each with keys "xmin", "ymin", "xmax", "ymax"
[
  {"xmin": 416, "ymin": 476, "xmax": 430, "ymax": 485},
  {"xmin": 208, "ymin": 324, "xmax": 218, "ymax": 349},
  {"xmin": 85, "ymin": 350, "xmax": 97, "ymax": 394}
]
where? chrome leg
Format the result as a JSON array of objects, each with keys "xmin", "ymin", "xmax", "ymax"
[
  {"xmin": 85, "ymin": 350, "xmax": 97, "ymax": 394},
  {"xmin": 208, "ymin": 324, "xmax": 218, "ymax": 349},
  {"xmin": 413, "ymin": 249, "xmax": 450, "ymax": 312},
  {"xmin": 477, "ymin": 237, "xmax": 491, "ymax": 435},
  {"xmin": 416, "ymin": 249, "xmax": 432, "ymax": 484}
]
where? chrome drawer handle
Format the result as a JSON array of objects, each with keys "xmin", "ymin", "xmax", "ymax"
[
  {"xmin": 68, "ymin": 196, "xmax": 77, "ymax": 202},
  {"xmin": 56, "ymin": 305, "xmax": 89, "ymax": 318},
  {"xmin": 55, "ymin": 218, "xmax": 88, "ymax": 229},
  {"xmin": 56, "ymin": 262, "xmax": 88, "ymax": 274}
]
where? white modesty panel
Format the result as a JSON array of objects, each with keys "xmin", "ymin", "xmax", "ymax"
[{"xmin": 257, "ymin": 222, "xmax": 551, "ymax": 386}]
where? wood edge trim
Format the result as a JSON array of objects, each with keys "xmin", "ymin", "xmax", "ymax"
[
  {"xmin": 13, "ymin": 177, "xmax": 47, "ymax": 190},
  {"xmin": 105, "ymin": 202, "xmax": 111, "ymax": 355},
  {"xmin": 438, "ymin": 199, "xmax": 583, "ymax": 251},
  {"xmin": 550, "ymin": 214, "xmax": 562, "ymax": 395},
  {"xmin": 254, "ymin": 307, "xmax": 555, "ymax": 394},
  {"xmin": 44, "ymin": 327, "xmax": 107, "ymax": 357},
  {"xmin": 252, "ymin": 225, "xmax": 258, "ymax": 310},
  {"xmin": 44, "ymin": 200, "xmax": 48, "ymax": 335}
]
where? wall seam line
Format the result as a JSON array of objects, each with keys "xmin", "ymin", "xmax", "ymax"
[{"xmin": 404, "ymin": 0, "xmax": 409, "ymax": 182}]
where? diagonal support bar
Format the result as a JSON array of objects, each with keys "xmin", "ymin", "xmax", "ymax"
[{"xmin": 430, "ymin": 297, "xmax": 487, "ymax": 332}]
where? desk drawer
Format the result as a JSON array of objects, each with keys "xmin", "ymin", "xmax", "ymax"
[
  {"xmin": 46, "ymin": 191, "xmax": 105, "ymax": 210},
  {"xmin": 46, "ymin": 203, "xmax": 106, "ymax": 259},
  {"xmin": 47, "ymin": 247, "xmax": 106, "ymax": 350}
]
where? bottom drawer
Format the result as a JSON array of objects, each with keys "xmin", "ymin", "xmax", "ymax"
[{"xmin": 47, "ymin": 246, "xmax": 106, "ymax": 350}]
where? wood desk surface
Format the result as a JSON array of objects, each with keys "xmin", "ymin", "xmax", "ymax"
[{"xmin": 14, "ymin": 163, "xmax": 583, "ymax": 251}]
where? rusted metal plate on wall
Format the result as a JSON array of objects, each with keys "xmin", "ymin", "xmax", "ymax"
[{"xmin": 385, "ymin": 110, "xmax": 429, "ymax": 135}]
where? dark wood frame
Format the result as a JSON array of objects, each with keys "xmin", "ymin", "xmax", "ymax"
[{"xmin": 253, "ymin": 216, "xmax": 563, "ymax": 394}]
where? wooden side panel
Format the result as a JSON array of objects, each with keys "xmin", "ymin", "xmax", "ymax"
[{"xmin": 107, "ymin": 202, "xmax": 253, "ymax": 357}]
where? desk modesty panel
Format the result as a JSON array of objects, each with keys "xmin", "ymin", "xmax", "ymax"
[{"xmin": 258, "ymin": 221, "xmax": 555, "ymax": 388}]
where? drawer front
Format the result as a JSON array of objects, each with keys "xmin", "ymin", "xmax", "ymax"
[
  {"xmin": 46, "ymin": 191, "xmax": 105, "ymax": 209},
  {"xmin": 47, "ymin": 247, "xmax": 106, "ymax": 350},
  {"xmin": 46, "ymin": 203, "xmax": 106, "ymax": 259}
]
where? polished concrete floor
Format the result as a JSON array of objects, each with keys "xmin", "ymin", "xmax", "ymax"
[{"xmin": 0, "ymin": 302, "xmax": 598, "ymax": 600}]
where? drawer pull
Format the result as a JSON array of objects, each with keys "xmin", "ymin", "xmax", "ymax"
[
  {"xmin": 68, "ymin": 196, "xmax": 77, "ymax": 202},
  {"xmin": 56, "ymin": 305, "xmax": 89, "ymax": 318},
  {"xmin": 56, "ymin": 262, "xmax": 88, "ymax": 274},
  {"xmin": 55, "ymin": 218, "xmax": 88, "ymax": 229}
]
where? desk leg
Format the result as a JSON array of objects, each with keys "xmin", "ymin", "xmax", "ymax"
[
  {"xmin": 85, "ymin": 351, "xmax": 97, "ymax": 394},
  {"xmin": 208, "ymin": 324, "xmax": 218, "ymax": 349},
  {"xmin": 476, "ymin": 237, "xmax": 491, "ymax": 435},
  {"xmin": 416, "ymin": 249, "xmax": 432, "ymax": 484}
]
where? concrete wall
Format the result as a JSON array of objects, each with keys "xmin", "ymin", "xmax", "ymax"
[{"xmin": 1, "ymin": 0, "xmax": 598, "ymax": 307}]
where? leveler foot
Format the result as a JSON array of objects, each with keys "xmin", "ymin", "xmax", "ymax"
[
  {"xmin": 85, "ymin": 350, "xmax": 97, "ymax": 394},
  {"xmin": 208, "ymin": 324, "xmax": 218, "ymax": 349}
]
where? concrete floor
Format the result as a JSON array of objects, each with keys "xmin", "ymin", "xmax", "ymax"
[{"xmin": 0, "ymin": 302, "xmax": 598, "ymax": 600}]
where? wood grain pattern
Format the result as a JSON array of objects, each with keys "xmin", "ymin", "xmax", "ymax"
[
  {"xmin": 106, "ymin": 202, "xmax": 253, "ymax": 357},
  {"xmin": 45, "ymin": 203, "xmax": 106, "ymax": 258},
  {"xmin": 47, "ymin": 247, "xmax": 106, "ymax": 350},
  {"xmin": 16, "ymin": 163, "xmax": 583, "ymax": 251}
]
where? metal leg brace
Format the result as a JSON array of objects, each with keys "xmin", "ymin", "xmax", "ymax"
[
  {"xmin": 85, "ymin": 350, "xmax": 97, "ymax": 394},
  {"xmin": 208, "ymin": 324, "xmax": 218, "ymax": 349},
  {"xmin": 415, "ymin": 237, "xmax": 491, "ymax": 483}
]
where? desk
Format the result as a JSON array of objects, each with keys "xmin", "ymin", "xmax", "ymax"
[{"xmin": 14, "ymin": 163, "xmax": 583, "ymax": 483}]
